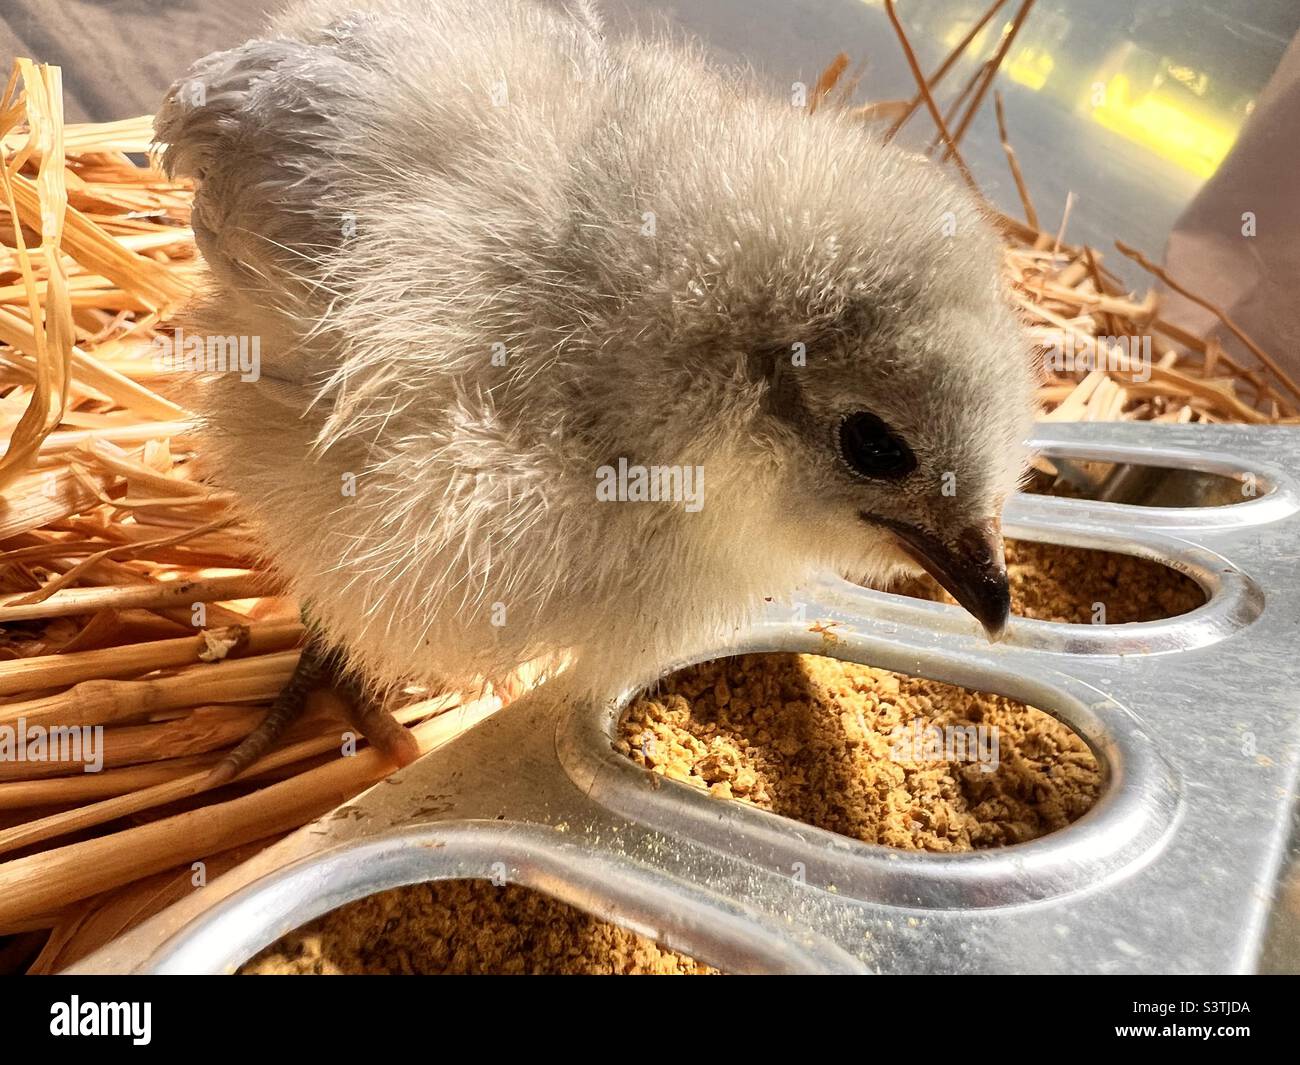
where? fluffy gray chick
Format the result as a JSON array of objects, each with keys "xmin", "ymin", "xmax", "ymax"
[{"xmin": 155, "ymin": 0, "xmax": 1036, "ymax": 763}]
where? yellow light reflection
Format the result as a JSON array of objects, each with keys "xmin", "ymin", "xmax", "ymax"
[
  {"xmin": 868, "ymin": 5, "xmax": 1247, "ymax": 180},
  {"xmin": 1003, "ymin": 45, "xmax": 1054, "ymax": 91},
  {"xmin": 1091, "ymin": 74, "xmax": 1238, "ymax": 179}
]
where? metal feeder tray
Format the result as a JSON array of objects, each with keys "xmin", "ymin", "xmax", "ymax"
[{"xmin": 71, "ymin": 421, "xmax": 1300, "ymax": 974}]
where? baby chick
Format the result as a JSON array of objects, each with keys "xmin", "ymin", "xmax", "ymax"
[{"xmin": 155, "ymin": 0, "xmax": 1035, "ymax": 775}]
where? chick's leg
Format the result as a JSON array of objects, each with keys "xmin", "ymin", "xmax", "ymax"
[
  {"xmin": 204, "ymin": 631, "xmax": 332, "ymax": 786},
  {"xmin": 206, "ymin": 615, "xmax": 417, "ymax": 786},
  {"xmin": 331, "ymin": 667, "xmax": 421, "ymax": 770}
]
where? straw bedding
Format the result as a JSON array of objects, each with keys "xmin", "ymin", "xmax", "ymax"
[{"xmin": 0, "ymin": 13, "xmax": 1294, "ymax": 973}]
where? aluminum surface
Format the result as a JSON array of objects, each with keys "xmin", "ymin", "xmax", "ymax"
[{"xmin": 70, "ymin": 422, "xmax": 1300, "ymax": 974}]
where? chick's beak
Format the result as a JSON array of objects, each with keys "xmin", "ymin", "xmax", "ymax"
[{"xmin": 882, "ymin": 518, "xmax": 1011, "ymax": 640}]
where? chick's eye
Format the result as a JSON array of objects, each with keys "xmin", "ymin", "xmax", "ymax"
[{"xmin": 838, "ymin": 411, "xmax": 916, "ymax": 479}]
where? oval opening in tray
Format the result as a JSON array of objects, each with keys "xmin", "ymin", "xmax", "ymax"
[
  {"xmin": 885, "ymin": 537, "xmax": 1205, "ymax": 624},
  {"xmin": 1023, "ymin": 458, "xmax": 1261, "ymax": 508},
  {"xmin": 240, "ymin": 877, "xmax": 717, "ymax": 975},
  {"xmin": 617, "ymin": 652, "xmax": 1099, "ymax": 854},
  {"xmin": 566, "ymin": 625, "xmax": 1182, "ymax": 908},
  {"xmin": 137, "ymin": 822, "xmax": 862, "ymax": 973}
]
